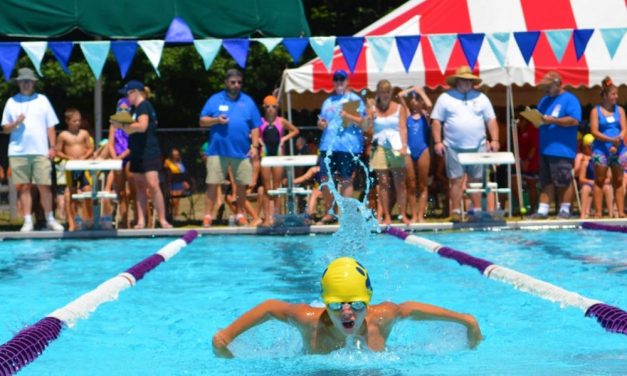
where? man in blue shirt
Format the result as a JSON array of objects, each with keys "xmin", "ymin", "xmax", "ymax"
[
  {"xmin": 199, "ymin": 69, "xmax": 261, "ymax": 226},
  {"xmin": 530, "ymin": 71, "xmax": 582, "ymax": 219},
  {"xmin": 316, "ymin": 70, "xmax": 366, "ymax": 224}
]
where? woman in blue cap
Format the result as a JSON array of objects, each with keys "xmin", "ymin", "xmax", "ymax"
[{"xmin": 110, "ymin": 80, "xmax": 171, "ymax": 229}]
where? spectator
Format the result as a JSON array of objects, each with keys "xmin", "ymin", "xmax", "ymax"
[
  {"xmin": 578, "ymin": 134, "xmax": 595, "ymax": 218},
  {"xmin": 431, "ymin": 66, "xmax": 499, "ymax": 221},
  {"xmin": 589, "ymin": 76, "xmax": 626, "ymax": 218},
  {"xmin": 163, "ymin": 147, "xmax": 190, "ymax": 219},
  {"xmin": 529, "ymin": 71, "xmax": 582, "ymax": 219},
  {"xmin": 399, "ymin": 86, "xmax": 433, "ymax": 223},
  {"xmin": 110, "ymin": 80, "xmax": 171, "ymax": 229},
  {"xmin": 259, "ymin": 95, "xmax": 299, "ymax": 226},
  {"xmin": 199, "ymin": 68, "xmax": 261, "ymax": 227},
  {"xmin": 316, "ymin": 69, "xmax": 366, "ymax": 224},
  {"xmin": 366, "ymin": 79, "xmax": 409, "ymax": 225},
  {"xmin": 108, "ymin": 98, "xmax": 134, "ymax": 228},
  {"xmin": 1, "ymin": 68, "xmax": 64, "ymax": 232},
  {"xmin": 515, "ymin": 112, "xmax": 540, "ymax": 212}
]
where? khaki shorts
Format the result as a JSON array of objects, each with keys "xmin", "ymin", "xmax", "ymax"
[
  {"xmin": 370, "ymin": 146, "xmax": 405, "ymax": 170},
  {"xmin": 206, "ymin": 156, "xmax": 252, "ymax": 185},
  {"xmin": 10, "ymin": 155, "xmax": 52, "ymax": 185}
]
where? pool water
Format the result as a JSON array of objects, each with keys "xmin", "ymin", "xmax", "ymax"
[{"xmin": 0, "ymin": 229, "xmax": 626, "ymax": 375}]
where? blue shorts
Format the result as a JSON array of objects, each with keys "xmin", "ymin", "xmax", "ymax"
[{"xmin": 318, "ymin": 151, "xmax": 358, "ymax": 180}]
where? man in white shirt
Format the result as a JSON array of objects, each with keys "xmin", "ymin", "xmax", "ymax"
[
  {"xmin": 431, "ymin": 66, "xmax": 499, "ymax": 221},
  {"xmin": 1, "ymin": 68, "xmax": 64, "ymax": 232}
]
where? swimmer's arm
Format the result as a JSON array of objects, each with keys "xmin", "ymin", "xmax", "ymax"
[
  {"xmin": 213, "ymin": 299, "xmax": 294, "ymax": 358},
  {"xmin": 398, "ymin": 302, "xmax": 483, "ymax": 348}
]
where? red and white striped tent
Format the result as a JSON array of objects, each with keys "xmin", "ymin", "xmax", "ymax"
[{"xmin": 281, "ymin": 0, "xmax": 626, "ymax": 108}]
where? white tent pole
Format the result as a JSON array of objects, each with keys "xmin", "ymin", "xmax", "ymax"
[
  {"xmin": 286, "ymin": 91, "xmax": 293, "ymax": 155},
  {"xmin": 508, "ymin": 85, "xmax": 525, "ymax": 218},
  {"xmin": 506, "ymin": 86, "xmax": 512, "ymax": 216}
]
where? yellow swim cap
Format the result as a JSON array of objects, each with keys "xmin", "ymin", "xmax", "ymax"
[
  {"xmin": 320, "ymin": 257, "xmax": 373, "ymax": 305},
  {"xmin": 583, "ymin": 133, "xmax": 594, "ymax": 146}
]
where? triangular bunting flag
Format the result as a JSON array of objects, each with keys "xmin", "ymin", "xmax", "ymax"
[
  {"xmin": 79, "ymin": 41, "xmax": 110, "ymax": 80},
  {"xmin": 458, "ymin": 33, "xmax": 485, "ymax": 69},
  {"xmin": 194, "ymin": 39, "xmax": 221, "ymax": 70},
  {"xmin": 337, "ymin": 36, "xmax": 365, "ymax": 74},
  {"xmin": 513, "ymin": 31, "xmax": 541, "ymax": 65},
  {"xmin": 366, "ymin": 36, "xmax": 394, "ymax": 72},
  {"xmin": 309, "ymin": 36, "xmax": 336, "ymax": 71},
  {"xmin": 21, "ymin": 42, "xmax": 47, "ymax": 76},
  {"xmin": 138, "ymin": 40, "xmax": 164, "ymax": 76},
  {"xmin": 545, "ymin": 29, "xmax": 572, "ymax": 63},
  {"xmin": 600, "ymin": 27, "xmax": 626, "ymax": 59},
  {"xmin": 222, "ymin": 39, "xmax": 249, "ymax": 68},
  {"xmin": 253, "ymin": 38, "xmax": 282, "ymax": 53},
  {"xmin": 111, "ymin": 41, "xmax": 138, "ymax": 79},
  {"xmin": 49, "ymin": 42, "xmax": 73, "ymax": 74},
  {"xmin": 428, "ymin": 34, "xmax": 457, "ymax": 73},
  {"xmin": 486, "ymin": 33, "xmax": 509, "ymax": 68},
  {"xmin": 165, "ymin": 17, "xmax": 194, "ymax": 43},
  {"xmin": 395, "ymin": 36, "xmax": 420, "ymax": 72},
  {"xmin": 573, "ymin": 29, "xmax": 594, "ymax": 61},
  {"xmin": 282, "ymin": 38, "xmax": 309, "ymax": 63},
  {"xmin": 0, "ymin": 43, "xmax": 20, "ymax": 80}
]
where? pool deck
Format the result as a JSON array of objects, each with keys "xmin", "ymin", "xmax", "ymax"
[{"xmin": 0, "ymin": 217, "xmax": 625, "ymax": 240}]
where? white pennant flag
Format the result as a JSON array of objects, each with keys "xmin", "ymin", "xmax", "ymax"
[
  {"xmin": 21, "ymin": 42, "xmax": 48, "ymax": 76},
  {"xmin": 366, "ymin": 36, "xmax": 394, "ymax": 72},
  {"xmin": 253, "ymin": 38, "xmax": 283, "ymax": 53},
  {"xmin": 486, "ymin": 33, "xmax": 510, "ymax": 68},
  {"xmin": 138, "ymin": 40, "xmax": 165, "ymax": 76}
]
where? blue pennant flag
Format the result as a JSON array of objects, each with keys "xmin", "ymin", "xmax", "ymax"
[
  {"xmin": 337, "ymin": 36, "xmax": 365, "ymax": 74},
  {"xmin": 165, "ymin": 17, "xmax": 194, "ymax": 43},
  {"xmin": 573, "ymin": 29, "xmax": 594, "ymax": 61},
  {"xmin": 111, "ymin": 41, "xmax": 138, "ymax": 79},
  {"xmin": 223, "ymin": 39, "xmax": 250, "ymax": 68},
  {"xmin": 80, "ymin": 41, "xmax": 111, "ymax": 80},
  {"xmin": 545, "ymin": 30, "xmax": 572, "ymax": 63},
  {"xmin": 486, "ymin": 33, "xmax": 509, "ymax": 68},
  {"xmin": 428, "ymin": 34, "xmax": 457, "ymax": 73},
  {"xmin": 366, "ymin": 36, "xmax": 394, "ymax": 72},
  {"xmin": 49, "ymin": 42, "xmax": 73, "ymax": 74},
  {"xmin": 309, "ymin": 36, "xmax": 335, "ymax": 71},
  {"xmin": 253, "ymin": 38, "xmax": 282, "ymax": 53},
  {"xmin": 600, "ymin": 28, "xmax": 626, "ymax": 59},
  {"xmin": 0, "ymin": 42, "xmax": 20, "ymax": 80},
  {"xmin": 513, "ymin": 31, "xmax": 541, "ymax": 65},
  {"xmin": 458, "ymin": 33, "xmax": 485, "ymax": 69},
  {"xmin": 282, "ymin": 38, "xmax": 309, "ymax": 63},
  {"xmin": 395, "ymin": 36, "xmax": 420, "ymax": 72},
  {"xmin": 194, "ymin": 39, "xmax": 221, "ymax": 70}
]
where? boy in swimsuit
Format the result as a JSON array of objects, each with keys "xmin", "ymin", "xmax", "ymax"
[{"xmin": 213, "ymin": 257, "xmax": 482, "ymax": 357}]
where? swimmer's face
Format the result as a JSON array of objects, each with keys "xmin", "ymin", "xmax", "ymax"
[{"xmin": 326, "ymin": 302, "xmax": 367, "ymax": 335}]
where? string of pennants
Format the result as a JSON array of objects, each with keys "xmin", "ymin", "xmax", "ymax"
[{"xmin": 0, "ymin": 16, "xmax": 624, "ymax": 81}]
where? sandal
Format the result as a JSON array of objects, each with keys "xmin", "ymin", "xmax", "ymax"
[{"xmin": 202, "ymin": 214, "xmax": 212, "ymax": 228}]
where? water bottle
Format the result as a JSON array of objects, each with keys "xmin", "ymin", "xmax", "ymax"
[{"xmin": 228, "ymin": 215, "xmax": 236, "ymax": 227}]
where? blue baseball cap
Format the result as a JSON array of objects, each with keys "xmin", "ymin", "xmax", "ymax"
[
  {"xmin": 332, "ymin": 69, "xmax": 348, "ymax": 81},
  {"xmin": 118, "ymin": 80, "xmax": 145, "ymax": 94}
]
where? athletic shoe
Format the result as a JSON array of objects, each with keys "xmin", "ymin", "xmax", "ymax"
[
  {"xmin": 557, "ymin": 211, "xmax": 571, "ymax": 219},
  {"xmin": 528, "ymin": 212, "xmax": 548, "ymax": 220},
  {"xmin": 20, "ymin": 222, "xmax": 34, "ymax": 233},
  {"xmin": 46, "ymin": 219, "xmax": 64, "ymax": 231}
]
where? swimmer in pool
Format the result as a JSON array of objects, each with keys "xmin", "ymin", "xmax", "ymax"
[{"xmin": 212, "ymin": 257, "xmax": 483, "ymax": 357}]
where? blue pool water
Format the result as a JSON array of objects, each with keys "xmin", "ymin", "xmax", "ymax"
[{"xmin": 0, "ymin": 229, "xmax": 626, "ymax": 375}]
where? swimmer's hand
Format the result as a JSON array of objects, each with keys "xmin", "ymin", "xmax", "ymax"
[
  {"xmin": 464, "ymin": 314, "xmax": 483, "ymax": 349},
  {"xmin": 212, "ymin": 330, "xmax": 234, "ymax": 358}
]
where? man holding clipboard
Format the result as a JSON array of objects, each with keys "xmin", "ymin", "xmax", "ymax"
[
  {"xmin": 528, "ymin": 71, "xmax": 581, "ymax": 219},
  {"xmin": 316, "ymin": 69, "xmax": 366, "ymax": 224}
]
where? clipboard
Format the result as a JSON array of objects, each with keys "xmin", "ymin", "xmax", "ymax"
[
  {"xmin": 342, "ymin": 101, "xmax": 361, "ymax": 127},
  {"xmin": 520, "ymin": 108, "xmax": 543, "ymax": 128}
]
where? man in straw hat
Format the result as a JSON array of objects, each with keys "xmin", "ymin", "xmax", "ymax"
[
  {"xmin": 1, "ymin": 67, "xmax": 64, "ymax": 232},
  {"xmin": 528, "ymin": 71, "xmax": 581, "ymax": 219},
  {"xmin": 431, "ymin": 65, "xmax": 499, "ymax": 221}
]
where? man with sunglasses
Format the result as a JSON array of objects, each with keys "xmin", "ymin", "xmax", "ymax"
[
  {"xmin": 212, "ymin": 257, "xmax": 482, "ymax": 357},
  {"xmin": 200, "ymin": 68, "xmax": 262, "ymax": 227},
  {"xmin": 316, "ymin": 69, "xmax": 366, "ymax": 224}
]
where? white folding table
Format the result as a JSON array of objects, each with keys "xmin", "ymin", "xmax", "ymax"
[
  {"xmin": 65, "ymin": 160, "xmax": 122, "ymax": 229},
  {"xmin": 260, "ymin": 155, "xmax": 318, "ymax": 215},
  {"xmin": 458, "ymin": 152, "xmax": 515, "ymax": 217}
]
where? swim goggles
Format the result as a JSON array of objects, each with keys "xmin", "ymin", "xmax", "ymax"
[{"xmin": 327, "ymin": 301, "xmax": 367, "ymax": 311}]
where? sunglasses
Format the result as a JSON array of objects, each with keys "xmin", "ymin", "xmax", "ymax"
[
  {"xmin": 327, "ymin": 301, "xmax": 367, "ymax": 311},
  {"xmin": 333, "ymin": 77, "xmax": 346, "ymax": 83}
]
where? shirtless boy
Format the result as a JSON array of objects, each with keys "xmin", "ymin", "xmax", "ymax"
[
  {"xmin": 213, "ymin": 257, "xmax": 483, "ymax": 357},
  {"xmin": 55, "ymin": 108, "xmax": 94, "ymax": 231}
]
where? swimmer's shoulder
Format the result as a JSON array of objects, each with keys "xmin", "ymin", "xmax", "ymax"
[{"xmin": 367, "ymin": 301, "xmax": 402, "ymax": 320}]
